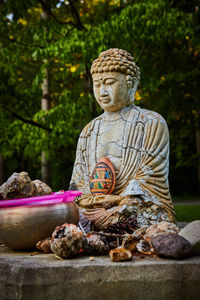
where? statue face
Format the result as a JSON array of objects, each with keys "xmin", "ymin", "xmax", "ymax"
[{"xmin": 92, "ymin": 72, "xmax": 129, "ymax": 112}]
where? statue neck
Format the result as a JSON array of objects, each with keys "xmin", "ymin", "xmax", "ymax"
[{"xmin": 103, "ymin": 105, "xmax": 133, "ymax": 121}]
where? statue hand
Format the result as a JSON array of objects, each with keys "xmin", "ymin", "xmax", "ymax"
[{"xmin": 76, "ymin": 193, "xmax": 121, "ymax": 209}]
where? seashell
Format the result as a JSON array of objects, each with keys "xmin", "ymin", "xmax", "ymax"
[
  {"xmin": 90, "ymin": 157, "xmax": 115, "ymax": 195},
  {"xmin": 136, "ymin": 239, "xmax": 155, "ymax": 255}
]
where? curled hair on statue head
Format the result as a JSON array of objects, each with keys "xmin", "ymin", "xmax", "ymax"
[{"xmin": 91, "ymin": 48, "xmax": 140, "ymax": 95}]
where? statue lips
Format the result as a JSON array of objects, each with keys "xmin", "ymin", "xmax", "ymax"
[{"xmin": 100, "ymin": 97, "xmax": 111, "ymax": 104}]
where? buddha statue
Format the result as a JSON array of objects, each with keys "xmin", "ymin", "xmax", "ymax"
[{"xmin": 70, "ymin": 48, "xmax": 175, "ymax": 234}]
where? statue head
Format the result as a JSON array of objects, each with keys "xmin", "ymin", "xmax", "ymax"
[{"xmin": 91, "ymin": 48, "xmax": 140, "ymax": 112}]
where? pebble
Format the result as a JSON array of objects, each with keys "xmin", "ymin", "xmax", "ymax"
[
  {"xmin": 89, "ymin": 256, "xmax": 95, "ymax": 261},
  {"xmin": 109, "ymin": 247, "xmax": 132, "ymax": 262}
]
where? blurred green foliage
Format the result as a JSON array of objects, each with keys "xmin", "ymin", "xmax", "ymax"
[
  {"xmin": 175, "ymin": 205, "xmax": 200, "ymax": 222},
  {"xmin": 0, "ymin": 0, "xmax": 199, "ymax": 193}
]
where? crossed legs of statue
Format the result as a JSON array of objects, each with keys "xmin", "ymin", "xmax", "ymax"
[{"xmin": 76, "ymin": 194, "xmax": 172, "ymax": 235}]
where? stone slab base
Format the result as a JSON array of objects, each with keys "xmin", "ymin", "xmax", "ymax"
[{"xmin": 0, "ymin": 246, "xmax": 200, "ymax": 300}]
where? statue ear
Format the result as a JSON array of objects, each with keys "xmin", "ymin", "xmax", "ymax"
[{"xmin": 127, "ymin": 81, "xmax": 138, "ymax": 104}]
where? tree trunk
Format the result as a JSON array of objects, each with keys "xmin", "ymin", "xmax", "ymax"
[
  {"xmin": 41, "ymin": 9, "xmax": 51, "ymax": 186},
  {"xmin": 41, "ymin": 67, "xmax": 51, "ymax": 185},
  {"xmin": 0, "ymin": 154, "xmax": 5, "ymax": 185},
  {"xmin": 194, "ymin": 111, "xmax": 200, "ymax": 194}
]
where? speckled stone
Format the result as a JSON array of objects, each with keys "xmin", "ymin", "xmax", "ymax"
[{"xmin": 151, "ymin": 233, "xmax": 192, "ymax": 259}]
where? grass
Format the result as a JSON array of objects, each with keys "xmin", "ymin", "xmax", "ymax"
[
  {"xmin": 173, "ymin": 195, "xmax": 200, "ymax": 203},
  {"xmin": 174, "ymin": 204, "xmax": 200, "ymax": 222}
]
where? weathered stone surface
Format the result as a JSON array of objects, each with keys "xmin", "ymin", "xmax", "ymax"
[
  {"xmin": 151, "ymin": 234, "xmax": 192, "ymax": 259},
  {"xmin": 0, "ymin": 246, "xmax": 200, "ymax": 300},
  {"xmin": 179, "ymin": 220, "xmax": 200, "ymax": 255}
]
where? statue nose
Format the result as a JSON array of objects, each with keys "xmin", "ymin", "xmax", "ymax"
[{"xmin": 100, "ymin": 85, "xmax": 108, "ymax": 96}]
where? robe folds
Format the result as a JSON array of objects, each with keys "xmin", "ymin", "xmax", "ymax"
[{"xmin": 70, "ymin": 105, "xmax": 175, "ymax": 229}]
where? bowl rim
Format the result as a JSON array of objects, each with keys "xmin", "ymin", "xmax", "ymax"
[{"xmin": 0, "ymin": 190, "xmax": 82, "ymax": 208}]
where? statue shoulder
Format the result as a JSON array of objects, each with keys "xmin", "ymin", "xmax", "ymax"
[
  {"xmin": 80, "ymin": 114, "xmax": 104, "ymax": 138},
  {"xmin": 134, "ymin": 106, "xmax": 168, "ymax": 127}
]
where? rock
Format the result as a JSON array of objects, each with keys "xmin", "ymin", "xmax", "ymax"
[
  {"xmin": 0, "ymin": 172, "xmax": 52, "ymax": 200},
  {"xmin": 151, "ymin": 233, "xmax": 192, "ymax": 259},
  {"xmin": 89, "ymin": 256, "xmax": 95, "ymax": 261},
  {"xmin": 0, "ymin": 172, "xmax": 34, "ymax": 199},
  {"xmin": 50, "ymin": 223, "xmax": 83, "ymax": 258},
  {"xmin": 144, "ymin": 221, "xmax": 179, "ymax": 241},
  {"xmin": 83, "ymin": 234, "xmax": 108, "ymax": 255},
  {"xmin": 109, "ymin": 247, "xmax": 132, "ymax": 262},
  {"xmin": 179, "ymin": 220, "xmax": 200, "ymax": 255},
  {"xmin": 32, "ymin": 179, "xmax": 52, "ymax": 196},
  {"xmin": 36, "ymin": 237, "xmax": 52, "ymax": 253}
]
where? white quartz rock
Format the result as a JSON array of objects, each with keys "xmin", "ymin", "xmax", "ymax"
[{"xmin": 178, "ymin": 220, "xmax": 200, "ymax": 255}]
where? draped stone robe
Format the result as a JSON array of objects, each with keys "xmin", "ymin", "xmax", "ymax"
[{"xmin": 70, "ymin": 105, "xmax": 175, "ymax": 229}]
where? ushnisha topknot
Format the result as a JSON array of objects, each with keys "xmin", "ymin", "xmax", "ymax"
[{"xmin": 90, "ymin": 48, "xmax": 140, "ymax": 88}]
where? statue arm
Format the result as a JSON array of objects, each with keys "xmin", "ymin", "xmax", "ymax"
[
  {"xmin": 132, "ymin": 115, "xmax": 174, "ymax": 214},
  {"xmin": 70, "ymin": 130, "xmax": 91, "ymax": 194}
]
